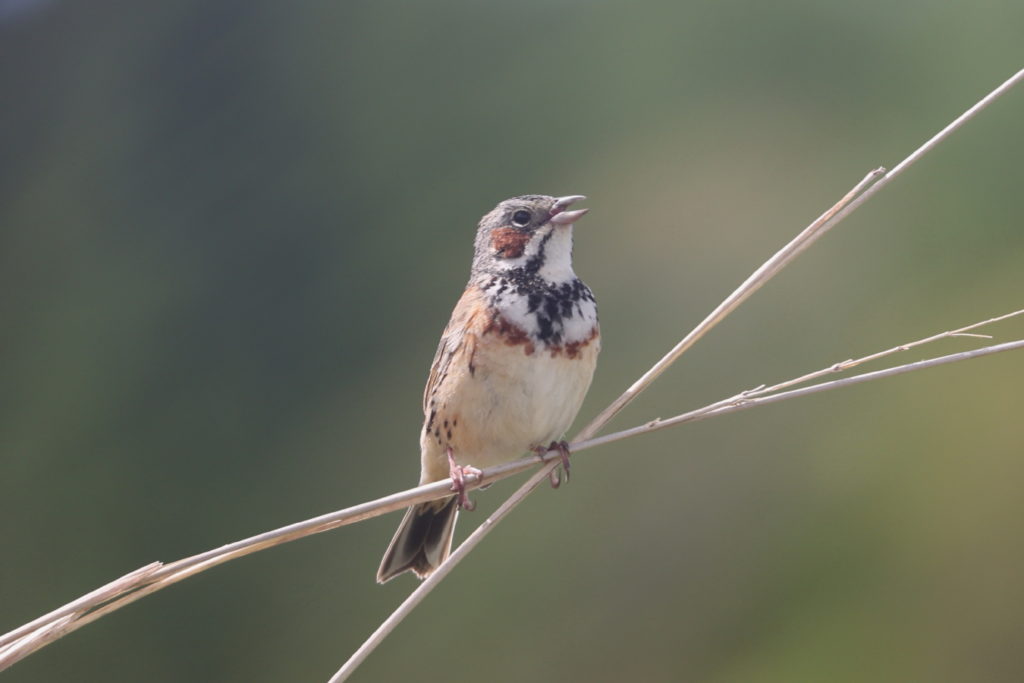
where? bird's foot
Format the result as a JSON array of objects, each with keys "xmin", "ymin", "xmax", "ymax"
[
  {"xmin": 531, "ymin": 440, "xmax": 572, "ymax": 489},
  {"xmin": 447, "ymin": 448, "xmax": 481, "ymax": 511}
]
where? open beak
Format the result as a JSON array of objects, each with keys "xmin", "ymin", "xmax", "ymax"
[{"xmin": 549, "ymin": 194, "xmax": 589, "ymax": 225}]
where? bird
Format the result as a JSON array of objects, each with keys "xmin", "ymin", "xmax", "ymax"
[{"xmin": 376, "ymin": 194, "xmax": 601, "ymax": 583}]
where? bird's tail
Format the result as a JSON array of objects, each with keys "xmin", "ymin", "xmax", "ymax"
[{"xmin": 376, "ymin": 496, "xmax": 459, "ymax": 583}]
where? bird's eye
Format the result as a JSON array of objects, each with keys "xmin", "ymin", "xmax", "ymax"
[{"xmin": 511, "ymin": 210, "xmax": 531, "ymax": 227}]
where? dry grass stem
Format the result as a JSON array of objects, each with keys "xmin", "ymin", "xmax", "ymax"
[
  {"xmin": 329, "ymin": 331, "xmax": 1024, "ymax": 682},
  {"xmin": 330, "ymin": 65, "xmax": 1024, "ymax": 682},
  {"xmin": 328, "ymin": 66, "xmax": 1024, "ymax": 681},
  {"xmin": 328, "ymin": 458, "xmax": 557, "ymax": 682},
  {"xmin": 3, "ymin": 67, "xmax": 1023, "ymax": 679},
  {"xmin": 3, "ymin": 323, "xmax": 1020, "ymax": 676},
  {"xmin": 739, "ymin": 308, "xmax": 1024, "ymax": 397},
  {"xmin": 328, "ymin": 322, "xmax": 1024, "ymax": 681},
  {"xmin": 581, "ymin": 63, "xmax": 1024, "ymax": 440},
  {"xmin": 579, "ymin": 337, "xmax": 1024, "ymax": 452},
  {"xmin": 577, "ymin": 166, "xmax": 884, "ymax": 440}
]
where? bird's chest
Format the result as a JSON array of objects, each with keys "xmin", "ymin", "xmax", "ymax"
[
  {"xmin": 442, "ymin": 331, "xmax": 599, "ymax": 468},
  {"xmin": 425, "ymin": 281, "xmax": 599, "ymax": 470}
]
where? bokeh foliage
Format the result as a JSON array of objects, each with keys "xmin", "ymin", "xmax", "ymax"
[{"xmin": 2, "ymin": 1, "xmax": 1022, "ymax": 681}]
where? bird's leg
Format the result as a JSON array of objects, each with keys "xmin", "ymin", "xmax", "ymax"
[
  {"xmin": 551, "ymin": 440, "xmax": 571, "ymax": 484},
  {"xmin": 531, "ymin": 440, "xmax": 572, "ymax": 489},
  {"xmin": 447, "ymin": 447, "xmax": 481, "ymax": 511}
]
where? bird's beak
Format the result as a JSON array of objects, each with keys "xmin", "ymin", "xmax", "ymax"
[{"xmin": 549, "ymin": 195, "xmax": 589, "ymax": 225}]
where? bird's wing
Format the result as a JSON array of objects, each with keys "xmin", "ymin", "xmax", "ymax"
[{"xmin": 422, "ymin": 285, "xmax": 488, "ymax": 413}]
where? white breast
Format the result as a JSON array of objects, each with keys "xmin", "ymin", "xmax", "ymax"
[{"xmin": 440, "ymin": 334, "xmax": 600, "ymax": 469}]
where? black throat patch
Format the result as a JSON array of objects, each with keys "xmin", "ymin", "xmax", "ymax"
[{"xmin": 481, "ymin": 270, "xmax": 596, "ymax": 346}]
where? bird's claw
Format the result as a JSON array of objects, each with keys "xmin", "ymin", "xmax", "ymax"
[
  {"xmin": 447, "ymin": 448, "xmax": 481, "ymax": 511},
  {"xmin": 532, "ymin": 440, "xmax": 572, "ymax": 489}
]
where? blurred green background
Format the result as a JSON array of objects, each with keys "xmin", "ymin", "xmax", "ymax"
[{"xmin": 2, "ymin": 1, "xmax": 1023, "ymax": 681}]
